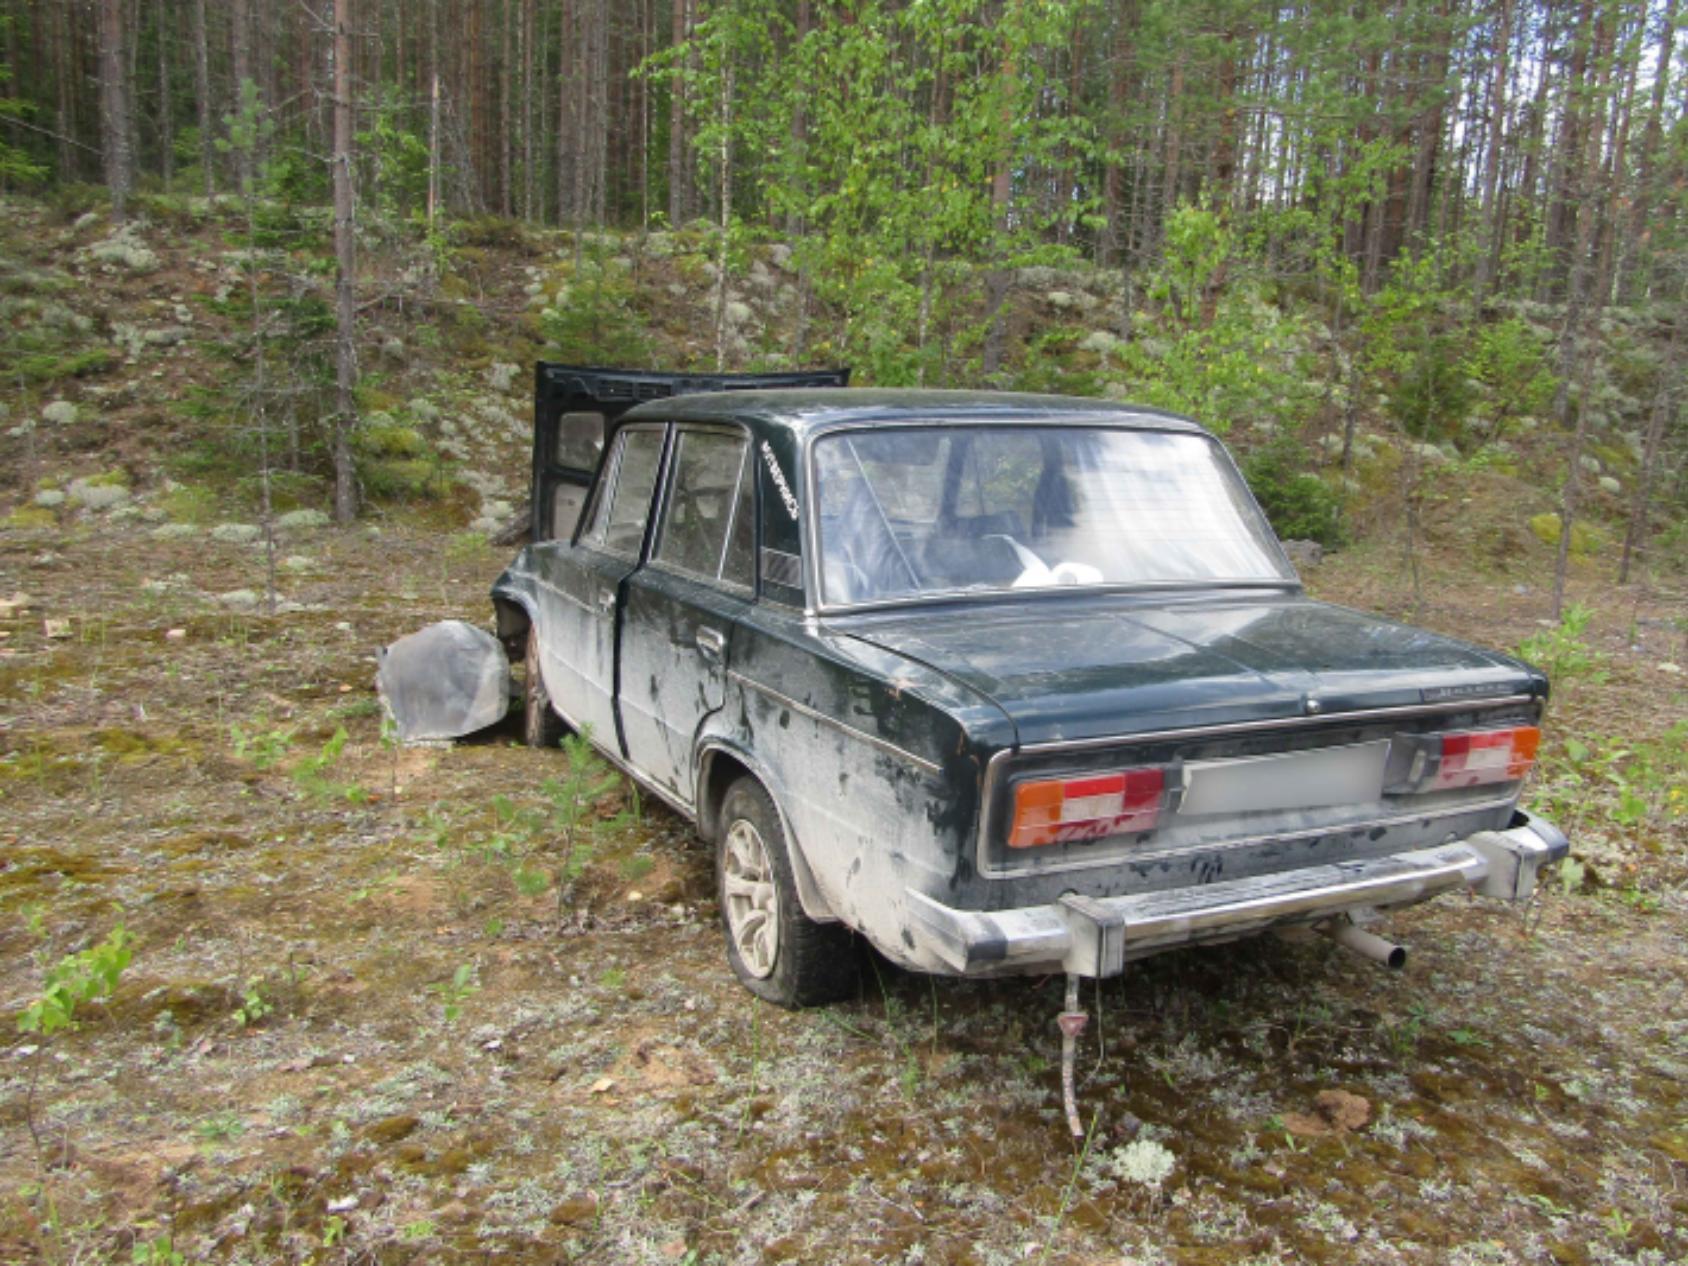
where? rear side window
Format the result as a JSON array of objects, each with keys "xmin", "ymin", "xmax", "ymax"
[
  {"xmin": 655, "ymin": 430, "xmax": 751, "ymax": 582},
  {"xmin": 586, "ymin": 427, "xmax": 666, "ymax": 556}
]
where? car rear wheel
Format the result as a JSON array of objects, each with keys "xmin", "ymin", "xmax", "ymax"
[
  {"xmin": 522, "ymin": 631, "xmax": 564, "ymax": 749},
  {"xmin": 717, "ymin": 777, "xmax": 856, "ymax": 1008}
]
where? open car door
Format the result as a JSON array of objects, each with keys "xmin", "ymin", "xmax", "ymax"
[{"xmin": 529, "ymin": 363, "xmax": 851, "ymax": 545}]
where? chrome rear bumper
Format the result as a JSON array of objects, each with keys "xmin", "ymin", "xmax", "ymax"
[{"xmin": 906, "ymin": 809, "xmax": 1567, "ymax": 978}]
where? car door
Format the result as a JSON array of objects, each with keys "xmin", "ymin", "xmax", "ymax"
[
  {"xmin": 618, "ymin": 426, "xmax": 757, "ymax": 803},
  {"xmin": 534, "ymin": 422, "xmax": 669, "ymax": 751}
]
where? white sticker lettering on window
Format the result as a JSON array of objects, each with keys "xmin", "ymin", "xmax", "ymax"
[{"xmin": 761, "ymin": 440, "xmax": 799, "ymax": 521}]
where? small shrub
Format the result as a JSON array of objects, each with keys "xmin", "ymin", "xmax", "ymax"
[
  {"xmin": 18, "ymin": 926, "xmax": 133, "ymax": 1037},
  {"xmin": 1516, "ymin": 603, "xmax": 1605, "ymax": 682},
  {"xmin": 1243, "ymin": 437, "xmax": 1345, "ymax": 546},
  {"xmin": 1386, "ymin": 332, "xmax": 1476, "ymax": 444}
]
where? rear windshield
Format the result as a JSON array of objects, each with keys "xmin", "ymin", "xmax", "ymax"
[{"xmin": 812, "ymin": 425, "xmax": 1292, "ymax": 606}]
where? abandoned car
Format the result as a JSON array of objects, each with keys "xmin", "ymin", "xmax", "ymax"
[{"xmin": 491, "ymin": 364, "xmax": 1567, "ymax": 1009}]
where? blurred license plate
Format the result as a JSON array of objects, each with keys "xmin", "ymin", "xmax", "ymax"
[{"xmin": 1179, "ymin": 740, "xmax": 1390, "ymax": 817}]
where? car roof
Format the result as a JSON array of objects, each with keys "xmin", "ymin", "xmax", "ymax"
[{"xmin": 619, "ymin": 388, "xmax": 1208, "ymax": 443}]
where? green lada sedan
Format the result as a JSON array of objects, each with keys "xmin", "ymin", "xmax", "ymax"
[{"xmin": 492, "ymin": 365, "xmax": 1567, "ymax": 1011}]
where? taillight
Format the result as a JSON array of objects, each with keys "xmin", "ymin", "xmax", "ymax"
[
  {"xmin": 1390, "ymin": 722, "xmax": 1539, "ymax": 793},
  {"xmin": 1008, "ymin": 768, "xmax": 1166, "ymax": 848},
  {"xmin": 1422, "ymin": 726, "xmax": 1540, "ymax": 790}
]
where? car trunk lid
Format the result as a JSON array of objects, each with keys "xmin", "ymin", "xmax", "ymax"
[{"xmin": 833, "ymin": 592, "xmax": 1536, "ymax": 746}]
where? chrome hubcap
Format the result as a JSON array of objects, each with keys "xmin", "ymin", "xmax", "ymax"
[{"xmin": 722, "ymin": 819, "xmax": 779, "ymax": 979}]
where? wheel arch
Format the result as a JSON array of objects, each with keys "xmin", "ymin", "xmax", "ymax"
[
  {"xmin": 491, "ymin": 590, "xmax": 536, "ymax": 654},
  {"xmin": 696, "ymin": 740, "xmax": 838, "ymax": 923}
]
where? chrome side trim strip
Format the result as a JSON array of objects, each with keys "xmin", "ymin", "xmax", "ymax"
[{"xmin": 727, "ymin": 670, "xmax": 942, "ymax": 775}]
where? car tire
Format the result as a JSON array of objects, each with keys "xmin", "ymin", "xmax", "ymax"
[
  {"xmin": 522, "ymin": 631, "xmax": 565, "ymax": 749},
  {"xmin": 716, "ymin": 776, "xmax": 857, "ymax": 1009}
]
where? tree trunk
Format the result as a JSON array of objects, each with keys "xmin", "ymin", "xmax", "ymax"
[
  {"xmin": 332, "ymin": 0, "xmax": 359, "ymax": 524},
  {"xmin": 1620, "ymin": 0, "xmax": 1677, "ymax": 300},
  {"xmin": 155, "ymin": 0, "xmax": 172, "ymax": 193},
  {"xmin": 713, "ymin": 44, "xmax": 733, "ymax": 370},
  {"xmin": 521, "ymin": 0, "xmax": 534, "ymax": 220},
  {"xmin": 1550, "ymin": 2, "xmax": 1616, "ymax": 619},
  {"xmin": 1475, "ymin": 0, "xmax": 1512, "ymax": 296},
  {"xmin": 499, "ymin": 0, "xmax": 512, "ymax": 216},
  {"xmin": 192, "ymin": 0, "xmax": 214, "ymax": 196},
  {"xmin": 1099, "ymin": 0, "xmax": 1131, "ymax": 267},
  {"xmin": 1619, "ymin": 304, "xmax": 1684, "ymax": 583},
  {"xmin": 231, "ymin": 0, "xmax": 251, "ymax": 195},
  {"xmin": 97, "ymin": 0, "xmax": 132, "ymax": 219},
  {"xmin": 668, "ymin": 0, "xmax": 689, "ymax": 226}
]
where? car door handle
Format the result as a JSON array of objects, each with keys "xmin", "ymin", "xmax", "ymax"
[{"xmin": 695, "ymin": 627, "xmax": 726, "ymax": 661}]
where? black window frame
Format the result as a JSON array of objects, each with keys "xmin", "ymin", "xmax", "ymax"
[{"xmin": 648, "ymin": 423, "xmax": 758, "ymax": 596}]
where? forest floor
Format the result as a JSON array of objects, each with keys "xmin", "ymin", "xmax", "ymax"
[
  {"xmin": 0, "ymin": 514, "xmax": 1685, "ymax": 1266},
  {"xmin": 1, "ymin": 196, "xmax": 1687, "ymax": 1264}
]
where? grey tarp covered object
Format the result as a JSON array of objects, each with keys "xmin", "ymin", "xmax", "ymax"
[{"xmin": 377, "ymin": 620, "xmax": 511, "ymax": 743}]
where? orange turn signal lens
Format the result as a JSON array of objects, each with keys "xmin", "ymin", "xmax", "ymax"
[
  {"xmin": 1008, "ymin": 768, "xmax": 1166, "ymax": 848},
  {"xmin": 1430, "ymin": 726, "xmax": 1540, "ymax": 790}
]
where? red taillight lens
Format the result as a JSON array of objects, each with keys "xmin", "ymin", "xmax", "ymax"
[
  {"xmin": 1429, "ymin": 726, "xmax": 1540, "ymax": 790},
  {"xmin": 1008, "ymin": 768, "xmax": 1165, "ymax": 848}
]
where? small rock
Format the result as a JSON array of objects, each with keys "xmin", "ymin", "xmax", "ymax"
[
  {"xmin": 44, "ymin": 619, "xmax": 72, "ymax": 639},
  {"xmin": 487, "ymin": 362, "xmax": 520, "ymax": 393},
  {"xmin": 1283, "ymin": 1089, "xmax": 1371, "ymax": 1137},
  {"xmin": 217, "ymin": 589, "xmax": 260, "ymax": 611},
  {"xmin": 1281, "ymin": 539, "xmax": 1324, "ymax": 569},
  {"xmin": 0, "ymin": 592, "xmax": 33, "ymax": 616},
  {"xmin": 326, "ymin": 1196, "xmax": 358, "ymax": 1215},
  {"xmin": 67, "ymin": 480, "xmax": 131, "ymax": 511},
  {"xmin": 1079, "ymin": 329, "xmax": 1124, "ymax": 356},
  {"xmin": 1659, "ymin": 663, "xmax": 1682, "ymax": 675},
  {"xmin": 276, "ymin": 508, "xmax": 330, "ymax": 531},
  {"xmin": 1412, "ymin": 442, "xmax": 1450, "ymax": 465},
  {"xmin": 165, "ymin": 628, "xmax": 187, "ymax": 641},
  {"xmin": 589, "ymin": 1077, "xmax": 615, "ymax": 1095},
  {"xmin": 211, "ymin": 523, "xmax": 261, "ymax": 544},
  {"xmin": 42, "ymin": 400, "xmax": 78, "ymax": 427}
]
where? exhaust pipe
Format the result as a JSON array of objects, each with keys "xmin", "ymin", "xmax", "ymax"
[{"xmin": 1318, "ymin": 919, "xmax": 1407, "ymax": 970}]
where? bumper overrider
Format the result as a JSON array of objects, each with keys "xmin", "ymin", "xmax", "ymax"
[{"xmin": 907, "ymin": 809, "xmax": 1568, "ymax": 978}]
